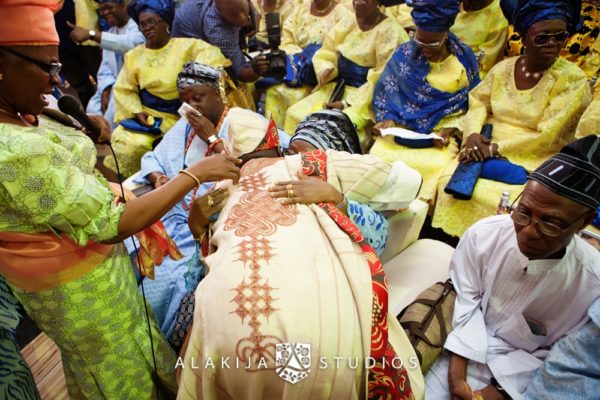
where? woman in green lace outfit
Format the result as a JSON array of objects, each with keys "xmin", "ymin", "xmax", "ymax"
[{"xmin": 0, "ymin": 1, "xmax": 241, "ymax": 398}]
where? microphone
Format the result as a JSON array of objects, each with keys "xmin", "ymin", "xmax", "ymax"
[{"xmin": 57, "ymin": 95, "xmax": 103, "ymax": 143}]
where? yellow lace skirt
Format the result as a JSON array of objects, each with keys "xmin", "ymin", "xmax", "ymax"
[
  {"xmin": 369, "ymin": 136, "xmax": 459, "ymax": 202},
  {"xmin": 284, "ymin": 83, "xmax": 371, "ymax": 149},
  {"xmin": 432, "ymin": 159, "xmax": 525, "ymax": 237},
  {"xmin": 264, "ymin": 83, "xmax": 312, "ymax": 127}
]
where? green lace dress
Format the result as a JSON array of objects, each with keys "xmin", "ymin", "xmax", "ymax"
[{"xmin": 0, "ymin": 117, "xmax": 177, "ymax": 399}]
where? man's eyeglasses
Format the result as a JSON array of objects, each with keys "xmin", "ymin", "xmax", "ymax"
[
  {"xmin": 510, "ymin": 210, "xmax": 586, "ymax": 237},
  {"xmin": 1, "ymin": 47, "xmax": 61, "ymax": 76},
  {"xmin": 509, "ymin": 191, "xmax": 589, "ymax": 236},
  {"xmin": 414, "ymin": 33, "xmax": 447, "ymax": 48},
  {"xmin": 532, "ymin": 31, "xmax": 569, "ymax": 47}
]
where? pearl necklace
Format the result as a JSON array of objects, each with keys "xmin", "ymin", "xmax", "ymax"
[{"xmin": 520, "ymin": 57, "xmax": 544, "ymax": 80}]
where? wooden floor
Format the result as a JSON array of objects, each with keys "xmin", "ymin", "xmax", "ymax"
[{"xmin": 21, "ymin": 333, "xmax": 69, "ymax": 400}]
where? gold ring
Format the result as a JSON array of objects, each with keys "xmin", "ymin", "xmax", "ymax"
[
  {"xmin": 473, "ymin": 145, "xmax": 478, "ymax": 151},
  {"xmin": 287, "ymin": 189, "xmax": 294, "ymax": 198},
  {"xmin": 207, "ymin": 196, "xmax": 214, "ymax": 206},
  {"xmin": 286, "ymin": 183, "xmax": 293, "ymax": 190}
]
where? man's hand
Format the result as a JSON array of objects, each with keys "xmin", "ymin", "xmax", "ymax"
[
  {"xmin": 187, "ymin": 188, "xmax": 229, "ymax": 237},
  {"xmin": 101, "ymin": 87, "xmax": 112, "ymax": 114},
  {"xmin": 324, "ymin": 101, "xmax": 344, "ymax": 110},
  {"xmin": 67, "ymin": 21, "xmax": 91, "ymax": 44},
  {"xmin": 450, "ymin": 379, "xmax": 475, "ymax": 400},
  {"xmin": 148, "ymin": 172, "xmax": 170, "ymax": 189},
  {"xmin": 448, "ymin": 352, "xmax": 472, "ymax": 400},
  {"xmin": 186, "ymin": 110, "xmax": 216, "ymax": 142},
  {"xmin": 252, "ymin": 54, "xmax": 270, "ymax": 76},
  {"xmin": 473, "ymin": 384, "xmax": 505, "ymax": 400}
]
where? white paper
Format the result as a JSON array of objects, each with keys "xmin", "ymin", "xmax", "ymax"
[
  {"xmin": 380, "ymin": 127, "xmax": 444, "ymax": 141},
  {"xmin": 178, "ymin": 102, "xmax": 201, "ymax": 122}
]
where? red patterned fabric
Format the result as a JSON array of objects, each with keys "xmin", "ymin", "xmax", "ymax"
[
  {"xmin": 254, "ymin": 115, "xmax": 280, "ymax": 153},
  {"xmin": 301, "ymin": 150, "xmax": 415, "ymax": 400}
]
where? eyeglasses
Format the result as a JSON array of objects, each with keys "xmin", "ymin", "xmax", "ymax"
[
  {"xmin": 510, "ymin": 210, "xmax": 589, "ymax": 236},
  {"xmin": 509, "ymin": 191, "xmax": 589, "ymax": 236},
  {"xmin": 139, "ymin": 17, "xmax": 162, "ymax": 29},
  {"xmin": 414, "ymin": 33, "xmax": 447, "ymax": 48},
  {"xmin": 1, "ymin": 47, "xmax": 62, "ymax": 76},
  {"xmin": 532, "ymin": 31, "xmax": 569, "ymax": 47}
]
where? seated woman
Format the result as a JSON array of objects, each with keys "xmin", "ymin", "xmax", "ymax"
[
  {"xmin": 432, "ymin": 0, "xmax": 592, "ymax": 237},
  {"xmin": 384, "ymin": 3, "xmax": 415, "ymax": 29},
  {"xmin": 576, "ymin": 80, "xmax": 600, "ymax": 138},
  {"xmin": 177, "ymin": 114, "xmax": 424, "ymax": 400},
  {"xmin": 131, "ymin": 63, "xmax": 290, "ymax": 343},
  {"xmin": 105, "ymin": 0, "xmax": 230, "ymax": 177},
  {"xmin": 262, "ymin": 0, "xmax": 351, "ymax": 127},
  {"xmin": 369, "ymin": 0, "xmax": 481, "ymax": 202},
  {"xmin": 505, "ymin": 0, "xmax": 600, "ymax": 82},
  {"xmin": 251, "ymin": 0, "xmax": 294, "ymax": 49},
  {"xmin": 450, "ymin": 0, "xmax": 508, "ymax": 77},
  {"xmin": 284, "ymin": 0, "xmax": 409, "ymax": 150}
]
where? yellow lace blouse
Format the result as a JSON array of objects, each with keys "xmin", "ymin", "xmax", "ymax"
[
  {"xmin": 463, "ymin": 56, "xmax": 592, "ymax": 171},
  {"xmin": 280, "ymin": 1, "xmax": 352, "ymax": 54}
]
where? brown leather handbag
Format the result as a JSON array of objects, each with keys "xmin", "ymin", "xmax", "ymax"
[{"xmin": 397, "ymin": 279, "xmax": 456, "ymax": 373}]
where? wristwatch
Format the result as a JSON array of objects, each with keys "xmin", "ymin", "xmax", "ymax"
[
  {"xmin": 206, "ymin": 134, "xmax": 219, "ymax": 145},
  {"xmin": 89, "ymin": 29, "xmax": 97, "ymax": 40}
]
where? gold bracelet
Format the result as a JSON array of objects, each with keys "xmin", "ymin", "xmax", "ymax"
[{"xmin": 178, "ymin": 169, "xmax": 201, "ymax": 188}]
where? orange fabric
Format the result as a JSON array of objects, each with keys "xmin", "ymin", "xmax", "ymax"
[
  {"xmin": 134, "ymin": 220, "xmax": 183, "ymax": 280},
  {"xmin": 0, "ymin": 231, "xmax": 113, "ymax": 292},
  {"xmin": 0, "ymin": 0, "xmax": 63, "ymax": 46},
  {"xmin": 108, "ymin": 183, "xmax": 183, "ymax": 279}
]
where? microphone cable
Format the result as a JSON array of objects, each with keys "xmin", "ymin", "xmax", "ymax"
[{"xmin": 106, "ymin": 143, "xmax": 161, "ymax": 400}]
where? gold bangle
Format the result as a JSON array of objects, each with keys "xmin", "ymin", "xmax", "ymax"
[{"xmin": 178, "ymin": 169, "xmax": 201, "ymax": 188}]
